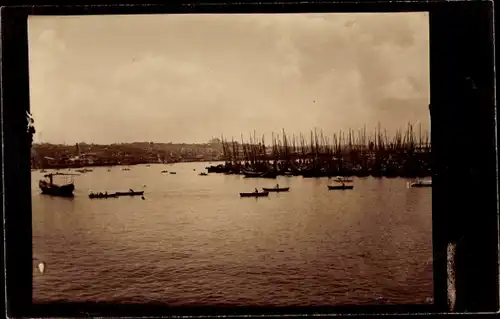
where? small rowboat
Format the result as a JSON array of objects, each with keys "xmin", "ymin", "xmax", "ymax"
[
  {"xmin": 89, "ymin": 193, "xmax": 118, "ymax": 199},
  {"xmin": 115, "ymin": 191, "xmax": 144, "ymax": 196},
  {"xmin": 199, "ymin": 172, "xmax": 208, "ymax": 176},
  {"xmin": 240, "ymin": 192, "xmax": 269, "ymax": 197},
  {"xmin": 327, "ymin": 185, "xmax": 354, "ymax": 190},
  {"xmin": 333, "ymin": 176, "xmax": 353, "ymax": 182},
  {"xmin": 169, "ymin": 172, "xmax": 177, "ymax": 175},
  {"xmin": 262, "ymin": 187, "xmax": 290, "ymax": 192},
  {"xmin": 408, "ymin": 179, "xmax": 432, "ymax": 188}
]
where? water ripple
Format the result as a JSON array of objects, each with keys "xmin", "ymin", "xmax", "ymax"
[{"xmin": 33, "ymin": 164, "xmax": 433, "ymax": 305}]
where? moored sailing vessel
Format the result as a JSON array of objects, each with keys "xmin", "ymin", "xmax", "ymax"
[{"xmin": 39, "ymin": 173, "xmax": 79, "ymax": 197}]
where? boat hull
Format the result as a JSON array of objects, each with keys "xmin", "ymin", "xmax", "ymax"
[
  {"xmin": 262, "ymin": 187, "xmax": 290, "ymax": 192},
  {"xmin": 89, "ymin": 193, "xmax": 118, "ymax": 199},
  {"xmin": 39, "ymin": 180, "xmax": 75, "ymax": 197},
  {"xmin": 240, "ymin": 192, "xmax": 269, "ymax": 197},
  {"xmin": 115, "ymin": 191, "xmax": 144, "ymax": 196},
  {"xmin": 327, "ymin": 185, "xmax": 354, "ymax": 190},
  {"xmin": 333, "ymin": 177, "xmax": 353, "ymax": 182},
  {"xmin": 410, "ymin": 183, "xmax": 432, "ymax": 188}
]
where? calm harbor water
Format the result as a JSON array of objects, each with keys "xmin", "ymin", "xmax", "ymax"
[{"xmin": 32, "ymin": 162, "xmax": 433, "ymax": 306}]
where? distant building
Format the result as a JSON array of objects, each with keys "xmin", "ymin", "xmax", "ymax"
[{"xmin": 209, "ymin": 138, "xmax": 221, "ymax": 145}]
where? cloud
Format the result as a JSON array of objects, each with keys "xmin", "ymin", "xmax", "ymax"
[{"xmin": 28, "ymin": 13, "xmax": 429, "ymax": 144}]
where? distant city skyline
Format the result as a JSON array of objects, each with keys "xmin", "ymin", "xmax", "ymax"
[{"xmin": 28, "ymin": 13, "xmax": 429, "ymax": 145}]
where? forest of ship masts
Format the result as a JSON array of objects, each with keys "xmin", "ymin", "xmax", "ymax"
[{"xmin": 208, "ymin": 123, "xmax": 431, "ymax": 178}]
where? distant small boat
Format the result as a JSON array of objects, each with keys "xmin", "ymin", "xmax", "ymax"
[
  {"xmin": 240, "ymin": 191, "xmax": 269, "ymax": 197},
  {"xmin": 76, "ymin": 168, "xmax": 93, "ymax": 173},
  {"xmin": 327, "ymin": 184, "xmax": 354, "ymax": 190},
  {"xmin": 115, "ymin": 190, "xmax": 144, "ymax": 197},
  {"xmin": 408, "ymin": 179, "xmax": 432, "ymax": 188},
  {"xmin": 122, "ymin": 168, "xmax": 130, "ymax": 171},
  {"xmin": 262, "ymin": 187, "xmax": 290, "ymax": 192},
  {"xmin": 146, "ymin": 164, "xmax": 151, "ymax": 167},
  {"xmin": 199, "ymin": 172, "xmax": 208, "ymax": 176},
  {"xmin": 169, "ymin": 172, "xmax": 177, "ymax": 175},
  {"xmin": 161, "ymin": 170, "xmax": 168, "ymax": 173},
  {"xmin": 333, "ymin": 176, "xmax": 353, "ymax": 183}
]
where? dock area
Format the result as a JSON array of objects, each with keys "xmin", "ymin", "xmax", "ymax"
[{"xmin": 208, "ymin": 124, "xmax": 431, "ymax": 178}]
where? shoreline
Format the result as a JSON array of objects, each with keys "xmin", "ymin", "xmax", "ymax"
[{"xmin": 32, "ymin": 159, "xmax": 223, "ymax": 170}]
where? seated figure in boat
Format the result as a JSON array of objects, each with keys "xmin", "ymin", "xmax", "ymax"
[
  {"xmin": 254, "ymin": 188, "xmax": 258, "ymax": 193},
  {"xmin": 276, "ymin": 184, "xmax": 279, "ymax": 189}
]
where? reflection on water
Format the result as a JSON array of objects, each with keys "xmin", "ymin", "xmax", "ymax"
[{"xmin": 32, "ymin": 162, "xmax": 433, "ymax": 306}]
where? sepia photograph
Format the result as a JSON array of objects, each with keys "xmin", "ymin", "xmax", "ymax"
[{"xmin": 29, "ymin": 12, "xmax": 433, "ymax": 307}]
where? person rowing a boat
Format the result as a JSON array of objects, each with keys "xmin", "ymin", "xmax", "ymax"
[
  {"xmin": 254, "ymin": 188, "xmax": 259, "ymax": 193},
  {"xmin": 276, "ymin": 184, "xmax": 279, "ymax": 189}
]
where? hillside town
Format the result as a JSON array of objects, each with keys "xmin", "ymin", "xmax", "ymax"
[{"xmin": 31, "ymin": 138, "xmax": 225, "ymax": 169}]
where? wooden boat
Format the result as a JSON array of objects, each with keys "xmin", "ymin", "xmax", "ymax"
[
  {"xmin": 89, "ymin": 192, "xmax": 118, "ymax": 199},
  {"xmin": 75, "ymin": 168, "xmax": 93, "ymax": 173},
  {"xmin": 161, "ymin": 170, "xmax": 168, "ymax": 173},
  {"xmin": 408, "ymin": 179, "xmax": 432, "ymax": 188},
  {"xmin": 169, "ymin": 172, "xmax": 177, "ymax": 175},
  {"xmin": 199, "ymin": 172, "xmax": 208, "ymax": 176},
  {"xmin": 262, "ymin": 187, "xmax": 290, "ymax": 192},
  {"xmin": 206, "ymin": 164, "xmax": 228, "ymax": 173},
  {"xmin": 39, "ymin": 173, "xmax": 79, "ymax": 197},
  {"xmin": 115, "ymin": 190, "xmax": 144, "ymax": 197},
  {"xmin": 327, "ymin": 184, "xmax": 354, "ymax": 190},
  {"xmin": 333, "ymin": 176, "xmax": 353, "ymax": 183},
  {"xmin": 240, "ymin": 191, "xmax": 269, "ymax": 197},
  {"xmin": 122, "ymin": 168, "xmax": 130, "ymax": 171}
]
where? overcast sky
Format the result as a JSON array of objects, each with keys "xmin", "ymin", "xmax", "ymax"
[{"xmin": 28, "ymin": 13, "xmax": 429, "ymax": 145}]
